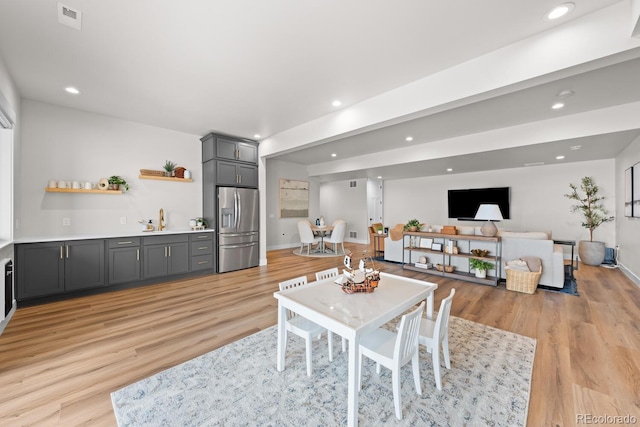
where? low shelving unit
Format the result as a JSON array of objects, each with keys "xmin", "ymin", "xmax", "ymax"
[{"xmin": 402, "ymin": 231, "xmax": 501, "ymax": 286}]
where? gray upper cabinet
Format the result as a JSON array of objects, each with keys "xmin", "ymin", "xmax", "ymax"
[
  {"xmin": 216, "ymin": 160, "xmax": 258, "ymax": 187},
  {"xmin": 201, "ymin": 133, "xmax": 258, "ymax": 165},
  {"xmin": 17, "ymin": 239, "xmax": 105, "ymax": 299}
]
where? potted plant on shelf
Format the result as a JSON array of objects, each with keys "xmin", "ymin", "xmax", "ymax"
[
  {"xmin": 163, "ymin": 160, "xmax": 176, "ymax": 177},
  {"xmin": 195, "ymin": 217, "xmax": 208, "ymax": 228},
  {"xmin": 565, "ymin": 176, "xmax": 614, "ymax": 265},
  {"xmin": 403, "ymin": 219, "xmax": 422, "ymax": 232},
  {"xmin": 108, "ymin": 175, "xmax": 129, "ymax": 191},
  {"xmin": 469, "ymin": 258, "xmax": 495, "ymax": 279}
]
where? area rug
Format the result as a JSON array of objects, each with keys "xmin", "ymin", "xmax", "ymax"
[
  {"xmin": 537, "ymin": 265, "xmax": 579, "ymax": 296},
  {"xmin": 292, "ymin": 248, "xmax": 346, "ymax": 258},
  {"xmin": 112, "ymin": 317, "xmax": 535, "ymax": 426}
]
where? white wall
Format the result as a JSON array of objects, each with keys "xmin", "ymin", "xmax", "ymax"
[
  {"xmin": 383, "ymin": 159, "xmax": 616, "ymax": 252},
  {"xmin": 265, "ymin": 159, "xmax": 321, "ymax": 250},
  {"xmin": 616, "ymin": 134, "xmax": 640, "ymax": 283},
  {"xmin": 319, "ymin": 178, "xmax": 368, "ymax": 244},
  {"xmin": 19, "ymin": 100, "xmax": 202, "ymax": 237}
]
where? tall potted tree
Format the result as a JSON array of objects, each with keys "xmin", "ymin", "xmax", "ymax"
[{"xmin": 565, "ymin": 176, "xmax": 614, "ymax": 266}]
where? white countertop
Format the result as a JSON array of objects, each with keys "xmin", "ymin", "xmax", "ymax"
[{"xmin": 14, "ymin": 228, "xmax": 215, "ymax": 244}]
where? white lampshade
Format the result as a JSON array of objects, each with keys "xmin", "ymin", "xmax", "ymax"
[
  {"xmin": 475, "ymin": 204, "xmax": 503, "ymax": 237},
  {"xmin": 474, "ymin": 204, "xmax": 504, "ymax": 221}
]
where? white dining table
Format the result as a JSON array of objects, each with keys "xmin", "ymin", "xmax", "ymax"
[{"xmin": 274, "ymin": 272, "xmax": 437, "ymax": 427}]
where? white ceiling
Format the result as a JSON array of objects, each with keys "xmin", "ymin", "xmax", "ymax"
[{"xmin": 1, "ymin": 0, "xmax": 639, "ymax": 181}]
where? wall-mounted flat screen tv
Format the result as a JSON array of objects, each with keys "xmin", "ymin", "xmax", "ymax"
[{"xmin": 447, "ymin": 187, "xmax": 510, "ymax": 220}]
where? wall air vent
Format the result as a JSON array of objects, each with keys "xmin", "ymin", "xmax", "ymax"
[
  {"xmin": 349, "ymin": 231, "xmax": 357, "ymax": 238},
  {"xmin": 349, "ymin": 181, "xmax": 357, "ymax": 188},
  {"xmin": 57, "ymin": 3, "xmax": 82, "ymax": 30}
]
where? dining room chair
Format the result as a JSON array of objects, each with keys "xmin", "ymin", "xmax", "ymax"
[
  {"xmin": 324, "ymin": 220, "xmax": 346, "ymax": 254},
  {"xmin": 314, "ymin": 267, "xmax": 347, "ymax": 352},
  {"xmin": 358, "ymin": 301, "xmax": 425, "ymax": 420},
  {"xmin": 279, "ymin": 276, "xmax": 334, "ymax": 376},
  {"xmin": 297, "ymin": 220, "xmax": 320, "ymax": 255},
  {"xmin": 418, "ymin": 288, "xmax": 455, "ymax": 390}
]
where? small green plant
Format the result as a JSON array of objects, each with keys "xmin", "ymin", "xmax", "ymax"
[
  {"xmin": 376, "ymin": 225, "xmax": 383, "ymax": 232},
  {"xmin": 564, "ymin": 176, "xmax": 614, "ymax": 241},
  {"xmin": 108, "ymin": 175, "xmax": 129, "ymax": 191},
  {"xmin": 163, "ymin": 160, "xmax": 177, "ymax": 173},
  {"xmin": 195, "ymin": 217, "xmax": 208, "ymax": 228},
  {"xmin": 469, "ymin": 258, "xmax": 495, "ymax": 271},
  {"xmin": 403, "ymin": 219, "xmax": 422, "ymax": 231}
]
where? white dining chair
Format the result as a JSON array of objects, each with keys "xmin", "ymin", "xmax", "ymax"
[
  {"xmin": 324, "ymin": 220, "xmax": 346, "ymax": 254},
  {"xmin": 358, "ymin": 301, "xmax": 425, "ymax": 420},
  {"xmin": 297, "ymin": 220, "xmax": 319, "ymax": 255},
  {"xmin": 279, "ymin": 276, "xmax": 334, "ymax": 376},
  {"xmin": 419, "ymin": 288, "xmax": 455, "ymax": 390},
  {"xmin": 314, "ymin": 267, "xmax": 347, "ymax": 352}
]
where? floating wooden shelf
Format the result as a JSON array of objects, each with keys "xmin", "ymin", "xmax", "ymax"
[
  {"xmin": 138, "ymin": 175, "xmax": 193, "ymax": 182},
  {"xmin": 45, "ymin": 188, "xmax": 122, "ymax": 194}
]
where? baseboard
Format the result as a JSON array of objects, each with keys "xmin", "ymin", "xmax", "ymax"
[{"xmin": 618, "ymin": 263, "xmax": 640, "ymax": 287}]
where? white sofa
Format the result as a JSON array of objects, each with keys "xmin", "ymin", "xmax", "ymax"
[
  {"xmin": 498, "ymin": 231, "xmax": 564, "ymax": 288},
  {"xmin": 384, "ymin": 226, "xmax": 565, "ymax": 288}
]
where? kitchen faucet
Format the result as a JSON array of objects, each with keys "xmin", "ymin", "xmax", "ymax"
[{"xmin": 158, "ymin": 208, "xmax": 165, "ymax": 231}]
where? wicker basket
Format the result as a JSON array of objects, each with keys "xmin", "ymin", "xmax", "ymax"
[
  {"xmin": 140, "ymin": 169, "xmax": 165, "ymax": 177},
  {"xmin": 505, "ymin": 265, "xmax": 542, "ymax": 294},
  {"xmin": 435, "ymin": 263, "xmax": 455, "ymax": 273}
]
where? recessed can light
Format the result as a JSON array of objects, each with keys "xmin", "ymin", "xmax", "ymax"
[
  {"xmin": 65, "ymin": 86, "xmax": 80, "ymax": 94},
  {"xmin": 332, "ymin": 100, "xmax": 342, "ymax": 107},
  {"xmin": 377, "ymin": 176, "xmax": 382, "ymax": 179},
  {"xmin": 405, "ymin": 136, "xmax": 413, "ymax": 142},
  {"xmin": 551, "ymin": 102, "xmax": 565, "ymax": 110},
  {"xmin": 253, "ymin": 134, "xmax": 261, "ymax": 139},
  {"xmin": 546, "ymin": 2, "xmax": 574, "ymax": 20},
  {"xmin": 446, "ymin": 168, "xmax": 453, "ymax": 172},
  {"xmin": 556, "ymin": 155, "xmax": 565, "ymax": 160},
  {"xmin": 331, "ymin": 153, "xmax": 337, "ymax": 157}
]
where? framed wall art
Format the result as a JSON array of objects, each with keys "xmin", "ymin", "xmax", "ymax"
[
  {"xmin": 279, "ymin": 179, "xmax": 309, "ymax": 218},
  {"xmin": 625, "ymin": 166, "xmax": 633, "ymax": 217},
  {"xmin": 634, "ymin": 162, "xmax": 640, "ymax": 218}
]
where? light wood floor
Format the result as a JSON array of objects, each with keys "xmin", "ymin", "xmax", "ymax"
[{"xmin": 1, "ymin": 243, "xmax": 639, "ymax": 426}]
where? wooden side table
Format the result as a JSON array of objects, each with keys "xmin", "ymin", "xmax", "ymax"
[{"xmin": 372, "ymin": 233, "xmax": 387, "ymax": 258}]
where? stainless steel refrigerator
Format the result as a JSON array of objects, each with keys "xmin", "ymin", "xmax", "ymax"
[{"xmin": 217, "ymin": 187, "xmax": 259, "ymax": 273}]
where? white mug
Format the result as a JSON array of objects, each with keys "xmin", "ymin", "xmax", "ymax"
[
  {"xmin": 72, "ymin": 181, "xmax": 81, "ymax": 189},
  {"xmin": 84, "ymin": 182, "xmax": 93, "ymax": 190},
  {"xmin": 184, "ymin": 170, "xmax": 192, "ymax": 179},
  {"xmin": 58, "ymin": 180, "xmax": 68, "ymax": 189},
  {"xmin": 48, "ymin": 180, "xmax": 57, "ymax": 188}
]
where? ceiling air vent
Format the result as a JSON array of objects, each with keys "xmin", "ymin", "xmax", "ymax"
[
  {"xmin": 349, "ymin": 181, "xmax": 357, "ymax": 188},
  {"xmin": 57, "ymin": 3, "xmax": 82, "ymax": 30}
]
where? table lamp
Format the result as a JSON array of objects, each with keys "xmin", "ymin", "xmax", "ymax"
[{"xmin": 474, "ymin": 204, "xmax": 503, "ymax": 237}]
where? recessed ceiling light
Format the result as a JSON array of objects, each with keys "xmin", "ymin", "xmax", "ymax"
[
  {"xmin": 570, "ymin": 145, "xmax": 582, "ymax": 150},
  {"xmin": 551, "ymin": 102, "xmax": 565, "ymax": 110},
  {"xmin": 556, "ymin": 155, "xmax": 565, "ymax": 160},
  {"xmin": 253, "ymin": 134, "xmax": 261, "ymax": 139},
  {"xmin": 331, "ymin": 153, "xmax": 337, "ymax": 157},
  {"xmin": 332, "ymin": 100, "xmax": 342, "ymax": 107},
  {"xmin": 377, "ymin": 176, "xmax": 382, "ymax": 179},
  {"xmin": 405, "ymin": 136, "xmax": 413, "ymax": 142},
  {"xmin": 65, "ymin": 86, "xmax": 80, "ymax": 95},
  {"xmin": 446, "ymin": 168, "xmax": 453, "ymax": 172},
  {"xmin": 546, "ymin": 2, "xmax": 574, "ymax": 20}
]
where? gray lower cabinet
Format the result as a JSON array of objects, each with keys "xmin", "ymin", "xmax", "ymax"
[
  {"xmin": 17, "ymin": 239, "xmax": 105, "ymax": 299},
  {"xmin": 143, "ymin": 234, "xmax": 189, "ymax": 279},
  {"xmin": 190, "ymin": 232, "xmax": 214, "ymax": 271},
  {"xmin": 108, "ymin": 238, "xmax": 141, "ymax": 284}
]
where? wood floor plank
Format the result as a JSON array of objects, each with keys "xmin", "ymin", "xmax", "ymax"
[{"xmin": 1, "ymin": 243, "xmax": 639, "ymax": 426}]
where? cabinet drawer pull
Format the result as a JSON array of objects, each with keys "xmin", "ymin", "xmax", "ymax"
[
  {"xmin": 198, "ymin": 261, "xmax": 209, "ymax": 265},
  {"xmin": 60, "ymin": 245, "xmax": 63, "ymax": 259},
  {"xmin": 118, "ymin": 241, "xmax": 133, "ymax": 245},
  {"xmin": 136, "ymin": 249, "xmax": 139, "ymax": 261},
  {"xmin": 198, "ymin": 235, "xmax": 208, "ymax": 239},
  {"xmin": 198, "ymin": 246, "xmax": 209, "ymax": 250},
  {"xmin": 66, "ymin": 245, "xmax": 69, "ymax": 259},
  {"xmin": 164, "ymin": 246, "xmax": 168, "ymax": 257},
  {"xmin": 168, "ymin": 246, "xmax": 172, "ymax": 257}
]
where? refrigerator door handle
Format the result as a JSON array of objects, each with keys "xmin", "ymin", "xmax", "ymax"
[
  {"xmin": 237, "ymin": 191, "xmax": 242, "ymax": 229},
  {"xmin": 234, "ymin": 191, "xmax": 239, "ymax": 229},
  {"xmin": 222, "ymin": 242, "xmax": 258, "ymax": 249}
]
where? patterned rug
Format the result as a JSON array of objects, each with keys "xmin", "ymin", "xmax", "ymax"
[{"xmin": 112, "ymin": 317, "xmax": 535, "ymax": 426}]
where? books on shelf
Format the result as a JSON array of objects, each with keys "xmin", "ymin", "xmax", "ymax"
[{"xmin": 414, "ymin": 262, "xmax": 433, "ymax": 269}]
